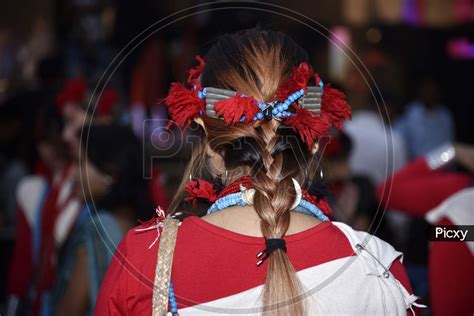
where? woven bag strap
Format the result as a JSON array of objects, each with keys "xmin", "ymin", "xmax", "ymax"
[{"xmin": 152, "ymin": 217, "xmax": 180, "ymax": 316}]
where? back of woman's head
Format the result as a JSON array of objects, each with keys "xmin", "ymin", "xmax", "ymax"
[
  {"xmin": 167, "ymin": 28, "xmax": 350, "ymax": 315},
  {"xmin": 80, "ymin": 124, "xmax": 153, "ymax": 220}
]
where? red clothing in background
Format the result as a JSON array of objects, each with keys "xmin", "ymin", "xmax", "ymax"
[
  {"xmin": 376, "ymin": 157, "xmax": 473, "ymax": 316},
  {"xmin": 376, "ymin": 157, "xmax": 471, "ymax": 217}
]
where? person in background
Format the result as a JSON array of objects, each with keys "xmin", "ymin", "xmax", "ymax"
[
  {"xmin": 376, "ymin": 142, "xmax": 474, "ymax": 316},
  {"xmin": 0, "ymin": 55, "xmax": 63, "ymax": 230},
  {"xmin": 321, "ymin": 132, "xmax": 395, "ymax": 245},
  {"xmin": 344, "ymin": 90, "xmax": 411, "ymax": 258},
  {"xmin": 5, "ymin": 109, "xmax": 79, "ymax": 316},
  {"xmin": 344, "ymin": 91, "xmax": 408, "ymax": 186},
  {"xmin": 56, "ymin": 77, "xmax": 169, "ymax": 209},
  {"xmin": 395, "ymin": 77, "xmax": 454, "ymax": 159},
  {"xmin": 0, "ymin": 105, "xmax": 29, "ymax": 230},
  {"xmin": 55, "ymin": 77, "xmax": 116, "ymax": 155},
  {"xmin": 52, "ymin": 124, "xmax": 154, "ymax": 316}
]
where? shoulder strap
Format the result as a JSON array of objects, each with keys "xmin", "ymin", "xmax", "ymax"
[{"xmin": 152, "ymin": 217, "xmax": 180, "ymax": 316}]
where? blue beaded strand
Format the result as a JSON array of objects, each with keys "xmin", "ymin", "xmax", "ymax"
[
  {"xmin": 197, "ymin": 87, "xmax": 207, "ymax": 100},
  {"xmin": 252, "ymin": 88, "xmax": 305, "ymax": 121},
  {"xmin": 168, "ymin": 280, "xmax": 179, "ymax": 315},
  {"xmin": 207, "ymin": 192, "xmax": 247, "ymax": 214},
  {"xmin": 207, "ymin": 191, "xmax": 328, "ymax": 222}
]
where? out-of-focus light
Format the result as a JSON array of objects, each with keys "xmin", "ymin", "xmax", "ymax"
[
  {"xmin": 366, "ymin": 28, "xmax": 382, "ymax": 44},
  {"xmin": 0, "ymin": 79, "xmax": 8, "ymax": 94},
  {"xmin": 447, "ymin": 38, "xmax": 474, "ymax": 60},
  {"xmin": 329, "ymin": 26, "xmax": 351, "ymax": 82}
]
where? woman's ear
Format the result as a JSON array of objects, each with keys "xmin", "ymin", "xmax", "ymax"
[{"xmin": 194, "ymin": 117, "xmax": 207, "ymax": 136}]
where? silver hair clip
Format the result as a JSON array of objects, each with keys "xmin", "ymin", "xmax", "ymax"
[{"xmin": 203, "ymin": 86, "xmax": 322, "ymax": 120}]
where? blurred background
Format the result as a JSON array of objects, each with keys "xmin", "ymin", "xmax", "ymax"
[{"xmin": 0, "ymin": 0, "xmax": 473, "ymax": 315}]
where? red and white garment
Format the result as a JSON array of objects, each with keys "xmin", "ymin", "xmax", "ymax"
[
  {"xmin": 425, "ymin": 188, "xmax": 474, "ymax": 316},
  {"xmin": 7, "ymin": 164, "xmax": 81, "ymax": 315},
  {"xmin": 95, "ymin": 216, "xmax": 423, "ymax": 315},
  {"xmin": 375, "ymin": 156, "xmax": 473, "ymax": 316}
]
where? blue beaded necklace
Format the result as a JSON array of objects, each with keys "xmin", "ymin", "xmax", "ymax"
[{"xmin": 207, "ymin": 190, "xmax": 329, "ymax": 222}]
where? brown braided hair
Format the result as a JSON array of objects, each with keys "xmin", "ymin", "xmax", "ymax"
[{"xmin": 169, "ymin": 28, "xmax": 324, "ymax": 315}]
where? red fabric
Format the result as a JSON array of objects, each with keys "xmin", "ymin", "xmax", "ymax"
[
  {"xmin": 7, "ymin": 166, "xmax": 77, "ymax": 314},
  {"xmin": 56, "ymin": 77, "xmax": 87, "ymax": 111},
  {"xmin": 7, "ymin": 210, "xmax": 33, "ymax": 297},
  {"xmin": 97, "ymin": 88, "xmax": 118, "ymax": 117},
  {"xmin": 36, "ymin": 180, "xmax": 62, "ymax": 289},
  {"xmin": 149, "ymin": 167, "xmax": 169, "ymax": 209},
  {"xmin": 7, "ymin": 183, "xmax": 61, "ymax": 316},
  {"xmin": 429, "ymin": 218, "xmax": 474, "ymax": 316},
  {"xmin": 95, "ymin": 218, "xmax": 414, "ymax": 315},
  {"xmin": 389, "ymin": 260, "xmax": 420, "ymax": 316},
  {"xmin": 375, "ymin": 157, "xmax": 472, "ymax": 217},
  {"xmin": 390, "ymin": 259, "xmax": 413, "ymax": 293},
  {"xmin": 129, "ymin": 39, "xmax": 166, "ymax": 107}
]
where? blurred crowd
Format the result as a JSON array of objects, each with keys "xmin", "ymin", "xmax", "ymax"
[{"xmin": 0, "ymin": 1, "xmax": 473, "ymax": 316}]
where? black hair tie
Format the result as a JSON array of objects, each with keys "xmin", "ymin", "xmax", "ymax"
[{"xmin": 256, "ymin": 238, "xmax": 287, "ymax": 267}]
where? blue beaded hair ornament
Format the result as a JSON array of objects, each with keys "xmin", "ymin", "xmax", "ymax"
[{"xmin": 164, "ymin": 56, "xmax": 351, "ymax": 150}]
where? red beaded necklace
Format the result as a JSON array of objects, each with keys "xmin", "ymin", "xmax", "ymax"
[{"xmin": 184, "ymin": 176, "xmax": 332, "ymax": 216}]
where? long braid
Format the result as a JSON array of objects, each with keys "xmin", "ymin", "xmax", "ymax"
[{"xmin": 253, "ymin": 120, "xmax": 305, "ymax": 315}]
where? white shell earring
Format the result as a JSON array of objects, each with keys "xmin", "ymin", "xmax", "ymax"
[
  {"xmin": 290, "ymin": 178, "xmax": 302, "ymax": 210},
  {"xmin": 241, "ymin": 188, "xmax": 256, "ymax": 205},
  {"xmin": 238, "ymin": 178, "xmax": 302, "ymax": 209}
]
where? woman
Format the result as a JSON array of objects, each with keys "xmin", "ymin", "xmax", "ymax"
[
  {"xmin": 95, "ymin": 29, "xmax": 422, "ymax": 315},
  {"xmin": 6, "ymin": 110, "xmax": 79, "ymax": 316},
  {"xmin": 52, "ymin": 124, "xmax": 153, "ymax": 315}
]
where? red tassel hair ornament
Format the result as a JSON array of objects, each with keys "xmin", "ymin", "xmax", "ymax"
[
  {"xmin": 282, "ymin": 106, "xmax": 331, "ymax": 149},
  {"xmin": 164, "ymin": 82, "xmax": 205, "ymax": 131},
  {"xmin": 321, "ymin": 84, "xmax": 352, "ymax": 129},
  {"xmin": 187, "ymin": 55, "xmax": 206, "ymax": 88},
  {"xmin": 184, "ymin": 179, "xmax": 218, "ymax": 208},
  {"xmin": 214, "ymin": 95, "xmax": 259, "ymax": 125},
  {"xmin": 275, "ymin": 63, "xmax": 314, "ymax": 102},
  {"xmin": 280, "ymin": 66, "xmax": 351, "ymax": 149},
  {"xmin": 164, "ymin": 56, "xmax": 206, "ymax": 131},
  {"xmin": 303, "ymin": 191, "xmax": 332, "ymax": 216}
]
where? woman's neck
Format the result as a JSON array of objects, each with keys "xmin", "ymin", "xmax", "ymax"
[{"xmin": 201, "ymin": 205, "xmax": 321, "ymax": 237}]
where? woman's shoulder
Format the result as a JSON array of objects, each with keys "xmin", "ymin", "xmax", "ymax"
[
  {"xmin": 117, "ymin": 216, "xmax": 184, "ymax": 259},
  {"xmin": 331, "ymin": 221, "xmax": 403, "ymax": 268},
  {"xmin": 70, "ymin": 210, "xmax": 124, "ymax": 248},
  {"xmin": 118, "ymin": 216, "xmax": 403, "ymax": 273}
]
